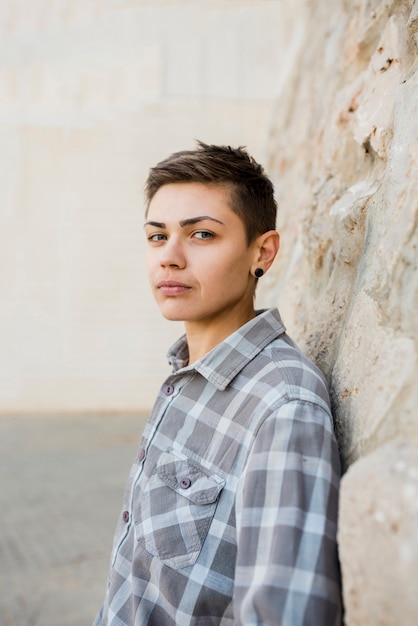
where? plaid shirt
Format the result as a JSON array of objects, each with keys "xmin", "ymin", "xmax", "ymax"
[{"xmin": 94, "ymin": 309, "xmax": 342, "ymax": 626}]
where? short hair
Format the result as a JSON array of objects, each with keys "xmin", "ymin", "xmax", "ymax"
[{"xmin": 144, "ymin": 141, "xmax": 277, "ymax": 244}]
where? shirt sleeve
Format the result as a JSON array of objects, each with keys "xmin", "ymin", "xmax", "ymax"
[{"xmin": 233, "ymin": 400, "xmax": 342, "ymax": 626}]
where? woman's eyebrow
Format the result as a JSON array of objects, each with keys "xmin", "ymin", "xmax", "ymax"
[
  {"xmin": 144, "ymin": 220, "xmax": 165, "ymax": 228},
  {"xmin": 179, "ymin": 216, "xmax": 225, "ymax": 227},
  {"xmin": 144, "ymin": 216, "xmax": 225, "ymax": 228}
]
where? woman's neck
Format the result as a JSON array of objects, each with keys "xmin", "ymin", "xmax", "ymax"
[{"xmin": 185, "ymin": 306, "xmax": 256, "ymax": 364}]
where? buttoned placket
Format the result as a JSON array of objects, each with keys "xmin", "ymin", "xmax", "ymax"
[{"xmin": 111, "ymin": 373, "xmax": 189, "ymax": 566}]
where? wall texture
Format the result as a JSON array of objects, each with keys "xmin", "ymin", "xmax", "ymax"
[{"xmin": 257, "ymin": 0, "xmax": 418, "ymax": 623}]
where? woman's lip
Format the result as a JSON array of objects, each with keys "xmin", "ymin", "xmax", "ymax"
[{"xmin": 157, "ymin": 280, "xmax": 191, "ymax": 295}]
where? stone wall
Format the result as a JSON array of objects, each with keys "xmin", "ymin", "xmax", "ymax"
[{"xmin": 257, "ymin": 0, "xmax": 418, "ymax": 623}]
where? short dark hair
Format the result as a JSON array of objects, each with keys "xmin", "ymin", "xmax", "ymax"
[{"xmin": 145, "ymin": 141, "xmax": 277, "ymax": 244}]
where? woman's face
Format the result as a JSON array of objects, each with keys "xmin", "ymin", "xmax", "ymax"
[{"xmin": 144, "ymin": 182, "xmax": 260, "ymax": 335}]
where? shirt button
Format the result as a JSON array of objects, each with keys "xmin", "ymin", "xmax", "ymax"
[
  {"xmin": 122, "ymin": 510, "xmax": 130, "ymax": 523},
  {"xmin": 180, "ymin": 477, "xmax": 191, "ymax": 489},
  {"xmin": 138, "ymin": 449, "xmax": 145, "ymax": 462},
  {"xmin": 164, "ymin": 384, "xmax": 174, "ymax": 396}
]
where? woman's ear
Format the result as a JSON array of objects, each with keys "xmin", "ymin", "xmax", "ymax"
[{"xmin": 251, "ymin": 230, "xmax": 280, "ymax": 276}]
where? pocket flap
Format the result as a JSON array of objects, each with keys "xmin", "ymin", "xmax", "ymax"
[{"xmin": 157, "ymin": 449, "xmax": 225, "ymax": 505}]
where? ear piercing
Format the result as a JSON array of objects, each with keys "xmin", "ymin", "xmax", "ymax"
[{"xmin": 254, "ymin": 268, "xmax": 264, "ymax": 278}]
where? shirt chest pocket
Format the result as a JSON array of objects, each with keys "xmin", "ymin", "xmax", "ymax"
[{"xmin": 134, "ymin": 449, "xmax": 225, "ymax": 570}]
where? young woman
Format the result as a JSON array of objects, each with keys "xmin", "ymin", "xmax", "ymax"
[{"xmin": 94, "ymin": 142, "xmax": 342, "ymax": 626}]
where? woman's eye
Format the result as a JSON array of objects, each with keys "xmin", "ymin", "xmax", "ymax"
[
  {"xmin": 148, "ymin": 233, "xmax": 167, "ymax": 242},
  {"xmin": 193, "ymin": 231, "xmax": 214, "ymax": 240}
]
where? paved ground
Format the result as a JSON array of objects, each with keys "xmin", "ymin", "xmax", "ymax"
[{"xmin": 0, "ymin": 413, "xmax": 148, "ymax": 626}]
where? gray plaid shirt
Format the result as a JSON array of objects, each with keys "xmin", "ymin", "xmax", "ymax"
[{"xmin": 94, "ymin": 309, "xmax": 342, "ymax": 626}]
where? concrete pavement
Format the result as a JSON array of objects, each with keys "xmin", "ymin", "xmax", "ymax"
[{"xmin": 0, "ymin": 413, "xmax": 148, "ymax": 626}]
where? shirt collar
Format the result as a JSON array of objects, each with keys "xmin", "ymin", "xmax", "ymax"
[{"xmin": 167, "ymin": 308, "xmax": 286, "ymax": 390}]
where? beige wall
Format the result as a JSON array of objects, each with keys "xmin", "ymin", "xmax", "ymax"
[{"xmin": 0, "ymin": 0, "xmax": 290, "ymax": 413}]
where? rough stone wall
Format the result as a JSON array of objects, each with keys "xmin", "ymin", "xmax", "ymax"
[{"xmin": 258, "ymin": 1, "xmax": 418, "ymax": 623}]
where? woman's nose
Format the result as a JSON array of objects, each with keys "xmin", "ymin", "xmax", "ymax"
[{"xmin": 159, "ymin": 237, "xmax": 186, "ymax": 268}]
